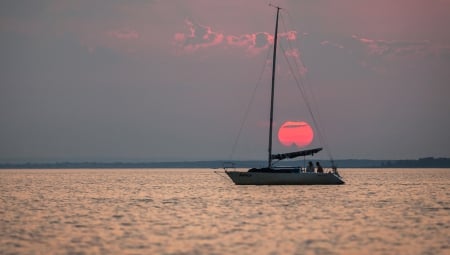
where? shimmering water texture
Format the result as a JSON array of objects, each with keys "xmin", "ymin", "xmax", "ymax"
[{"xmin": 1, "ymin": 169, "xmax": 449, "ymax": 255}]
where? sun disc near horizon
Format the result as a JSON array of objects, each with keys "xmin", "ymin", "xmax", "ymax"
[{"xmin": 278, "ymin": 121, "xmax": 314, "ymax": 147}]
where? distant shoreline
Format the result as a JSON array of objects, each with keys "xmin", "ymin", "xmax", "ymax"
[{"xmin": 1, "ymin": 157, "xmax": 450, "ymax": 169}]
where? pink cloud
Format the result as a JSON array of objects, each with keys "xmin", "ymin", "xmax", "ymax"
[
  {"xmin": 225, "ymin": 31, "xmax": 297, "ymax": 54},
  {"xmin": 320, "ymin": 40, "xmax": 344, "ymax": 49},
  {"xmin": 81, "ymin": 28, "xmax": 144, "ymax": 54},
  {"xmin": 349, "ymin": 35, "xmax": 450, "ymax": 74},
  {"xmin": 173, "ymin": 19, "xmax": 307, "ymax": 75},
  {"xmin": 281, "ymin": 31, "xmax": 297, "ymax": 41},
  {"xmin": 226, "ymin": 34, "xmax": 254, "ymax": 47},
  {"xmin": 108, "ymin": 29, "xmax": 140, "ymax": 40},
  {"xmin": 351, "ymin": 35, "xmax": 441, "ymax": 58},
  {"xmin": 173, "ymin": 20, "xmax": 224, "ymax": 52},
  {"xmin": 226, "ymin": 32, "xmax": 272, "ymax": 55},
  {"xmin": 174, "ymin": 19, "xmax": 298, "ymax": 55},
  {"xmin": 284, "ymin": 48, "xmax": 308, "ymax": 76}
]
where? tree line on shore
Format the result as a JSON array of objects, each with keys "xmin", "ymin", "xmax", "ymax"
[{"xmin": 1, "ymin": 157, "xmax": 449, "ymax": 169}]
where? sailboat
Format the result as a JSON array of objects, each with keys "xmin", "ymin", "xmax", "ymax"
[{"xmin": 224, "ymin": 6, "xmax": 344, "ymax": 185}]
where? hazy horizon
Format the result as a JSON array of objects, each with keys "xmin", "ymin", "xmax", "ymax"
[
  {"xmin": 1, "ymin": 156, "xmax": 448, "ymax": 165},
  {"xmin": 1, "ymin": 1, "xmax": 450, "ymax": 163}
]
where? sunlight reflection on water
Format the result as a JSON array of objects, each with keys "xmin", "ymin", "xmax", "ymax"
[{"xmin": 0, "ymin": 169, "xmax": 449, "ymax": 255}]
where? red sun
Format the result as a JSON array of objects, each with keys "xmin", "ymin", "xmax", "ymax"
[{"xmin": 278, "ymin": 121, "xmax": 314, "ymax": 147}]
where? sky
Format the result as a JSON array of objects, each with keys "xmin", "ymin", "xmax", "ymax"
[{"xmin": 1, "ymin": 0, "xmax": 450, "ymax": 162}]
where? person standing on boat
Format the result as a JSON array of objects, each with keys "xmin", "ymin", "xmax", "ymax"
[
  {"xmin": 306, "ymin": 161, "xmax": 314, "ymax": 172},
  {"xmin": 316, "ymin": 162, "xmax": 324, "ymax": 173}
]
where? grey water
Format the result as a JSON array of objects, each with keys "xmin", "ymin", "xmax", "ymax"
[{"xmin": 0, "ymin": 168, "xmax": 449, "ymax": 255}]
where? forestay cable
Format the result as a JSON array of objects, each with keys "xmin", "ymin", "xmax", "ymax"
[{"xmin": 228, "ymin": 47, "xmax": 273, "ymax": 161}]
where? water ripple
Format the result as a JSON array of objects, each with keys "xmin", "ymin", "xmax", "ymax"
[{"xmin": 0, "ymin": 168, "xmax": 449, "ymax": 254}]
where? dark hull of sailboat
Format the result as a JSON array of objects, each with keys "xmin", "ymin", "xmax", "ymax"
[{"xmin": 225, "ymin": 171, "xmax": 345, "ymax": 185}]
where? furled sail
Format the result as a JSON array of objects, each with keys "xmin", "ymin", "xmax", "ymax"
[{"xmin": 271, "ymin": 148, "xmax": 323, "ymax": 160}]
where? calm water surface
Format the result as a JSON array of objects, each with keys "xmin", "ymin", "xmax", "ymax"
[{"xmin": 0, "ymin": 169, "xmax": 449, "ymax": 255}]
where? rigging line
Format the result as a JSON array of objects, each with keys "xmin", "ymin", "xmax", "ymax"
[
  {"xmin": 280, "ymin": 42, "xmax": 334, "ymax": 164},
  {"xmin": 279, "ymin": 42, "xmax": 335, "ymax": 165},
  {"xmin": 228, "ymin": 46, "xmax": 273, "ymax": 161},
  {"xmin": 280, "ymin": 11, "xmax": 330, "ymax": 145},
  {"xmin": 280, "ymin": 12, "xmax": 336, "ymax": 165}
]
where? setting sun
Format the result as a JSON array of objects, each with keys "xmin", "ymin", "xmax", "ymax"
[{"xmin": 278, "ymin": 121, "xmax": 314, "ymax": 147}]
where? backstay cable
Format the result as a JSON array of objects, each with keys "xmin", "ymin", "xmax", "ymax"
[{"xmin": 279, "ymin": 11, "xmax": 336, "ymax": 167}]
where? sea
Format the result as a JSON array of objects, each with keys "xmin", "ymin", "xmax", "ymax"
[{"xmin": 0, "ymin": 168, "xmax": 449, "ymax": 255}]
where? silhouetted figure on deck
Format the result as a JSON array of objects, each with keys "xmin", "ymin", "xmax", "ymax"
[
  {"xmin": 316, "ymin": 162, "xmax": 324, "ymax": 173},
  {"xmin": 306, "ymin": 161, "xmax": 314, "ymax": 172}
]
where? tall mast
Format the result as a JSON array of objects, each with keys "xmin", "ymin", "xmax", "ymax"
[{"xmin": 268, "ymin": 6, "xmax": 281, "ymax": 168}]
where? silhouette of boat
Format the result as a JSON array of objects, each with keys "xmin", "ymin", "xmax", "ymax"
[{"xmin": 224, "ymin": 6, "xmax": 345, "ymax": 185}]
